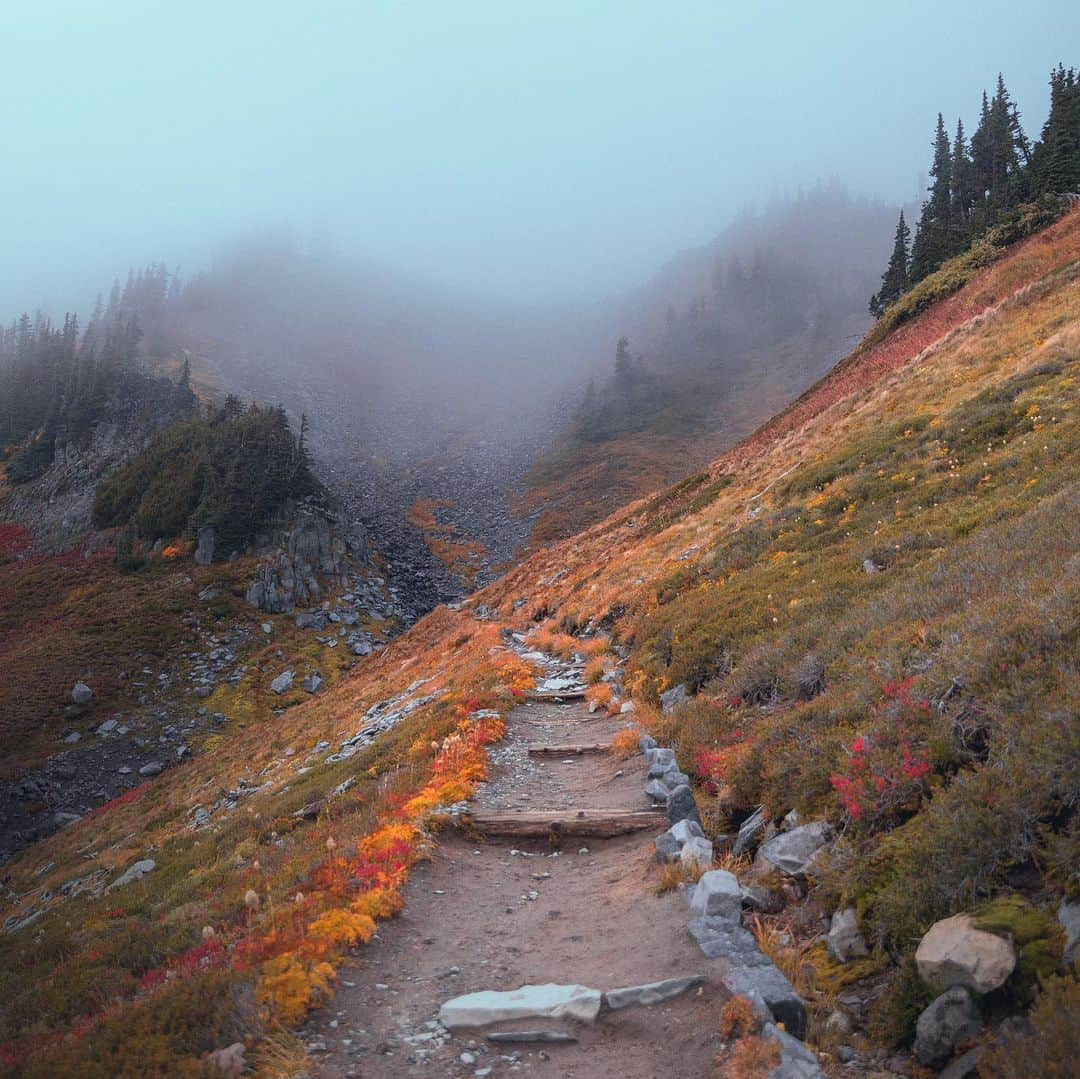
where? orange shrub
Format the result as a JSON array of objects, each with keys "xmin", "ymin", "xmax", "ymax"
[
  {"xmin": 720, "ymin": 1034, "xmax": 780, "ymax": 1078},
  {"xmin": 610, "ymin": 727, "xmax": 641, "ymax": 759},
  {"xmin": 586, "ymin": 682, "xmax": 613, "ymax": 711},
  {"xmin": 719, "ymin": 994, "xmax": 760, "ymax": 1040}
]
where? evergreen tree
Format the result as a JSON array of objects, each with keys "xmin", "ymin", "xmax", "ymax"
[
  {"xmin": 909, "ymin": 114, "xmax": 954, "ymax": 281},
  {"xmin": 869, "ymin": 211, "xmax": 911, "ymax": 317},
  {"xmin": 950, "ymin": 118, "xmax": 975, "ymax": 229},
  {"xmin": 613, "ymin": 336, "xmax": 632, "ymax": 393},
  {"xmin": 971, "ymin": 90, "xmax": 994, "ymax": 205},
  {"xmin": 1030, "ymin": 65, "xmax": 1080, "ymax": 193}
]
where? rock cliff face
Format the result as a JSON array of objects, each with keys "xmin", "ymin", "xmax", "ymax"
[
  {"xmin": 244, "ymin": 506, "xmax": 368, "ymax": 614},
  {"xmin": 0, "ymin": 375, "xmax": 196, "ymax": 553},
  {"xmin": 2, "ymin": 421, "xmax": 148, "ymax": 551}
]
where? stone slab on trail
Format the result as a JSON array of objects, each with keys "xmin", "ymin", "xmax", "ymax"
[{"xmin": 439, "ymin": 983, "xmax": 603, "ymax": 1029}]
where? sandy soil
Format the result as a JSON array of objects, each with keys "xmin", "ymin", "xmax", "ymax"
[{"xmin": 308, "ymin": 699, "xmax": 726, "ymax": 1079}]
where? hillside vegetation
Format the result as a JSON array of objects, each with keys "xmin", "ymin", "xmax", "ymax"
[
  {"xmin": 92, "ymin": 398, "xmax": 321, "ymax": 560},
  {"xmin": 526, "ymin": 67, "xmax": 1080, "ymax": 548},
  {"xmin": 1, "ymin": 193, "xmax": 1076, "ymax": 1073},
  {"xmin": 522, "ymin": 186, "xmax": 892, "ymax": 542}
]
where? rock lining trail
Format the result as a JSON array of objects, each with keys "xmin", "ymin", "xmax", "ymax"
[{"xmin": 308, "ymin": 661, "xmax": 727, "ymax": 1078}]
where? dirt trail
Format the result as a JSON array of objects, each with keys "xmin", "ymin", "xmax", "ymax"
[{"xmin": 309, "ymin": 696, "xmax": 725, "ymax": 1078}]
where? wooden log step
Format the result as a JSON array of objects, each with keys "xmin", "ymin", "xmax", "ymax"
[
  {"xmin": 525, "ymin": 689, "xmax": 586, "ymax": 702},
  {"xmin": 465, "ymin": 809, "xmax": 664, "ymax": 839},
  {"xmin": 527, "ymin": 742, "xmax": 611, "ymax": 757}
]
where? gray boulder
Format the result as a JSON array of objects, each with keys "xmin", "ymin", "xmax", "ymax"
[
  {"xmin": 646, "ymin": 749, "xmax": 676, "ymax": 777},
  {"xmin": 639, "ymin": 734, "xmax": 658, "ymax": 752},
  {"xmin": 939, "ymin": 1046, "xmax": 985, "ymax": 1079},
  {"xmin": 71, "ymin": 681, "xmax": 93, "ymax": 706},
  {"xmin": 666, "ymin": 784, "xmax": 701, "ymax": 826},
  {"xmin": 604, "ymin": 974, "xmax": 703, "ymax": 1011},
  {"xmin": 668, "ymin": 818, "xmax": 705, "ymax": 845},
  {"xmin": 724, "ymin": 965, "xmax": 808, "ymax": 1039},
  {"xmin": 643, "ymin": 745, "xmax": 665, "ymax": 762},
  {"xmin": 826, "ymin": 908, "xmax": 869, "ymax": 962},
  {"xmin": 1058, "ymin": 899, "xmax": 1080, "ymax": 965},
  {"xmin": 914, "ymin": 986, "xmax": 981, "ymax": 1066},
  {"xmin": 689, "ymin": 917, "xmax": 763, "ymax": 963},
  {"xmin": 295, "ymin": 610, "xmax": 330, "ymax": 630},
  {"xmin": 659, "ymin": 684, "xmax": 689, "ymax": 714},
  {"xmin": 644, "ymin": 779, "xmax": 669, "ymax": 802},
  {"xmin": 269, "ymin": 669, "xmax": 295, "ymax": 694},
  {"xmin": 194, "ymin": 525, "xmax": 215, "ymax": 565},
  {"xmin": 139, "ymin": 761, "xmax": 164, "ymax": 777},
  {"xmin": 206, "ymin": 1042, "xmax": 246, "ymax": 1078},
  {"xmin": 301, "ymin": 673, "xmax": 323, "ymax": 694},
  {"xmin": 688, "ymin": 870, "xmax": 741, "ymax": 922},
  {"xmin": 756, "ymin": 821, "xmax": 829, "ymax": 877},
  {"xmin": 348, "ymin": 634, "xmax": 374, "ymax": 656},
  {"xmin": 653, "ymin": 831, "xmax": 681, "ymax": 863},
  {"xmin": 108, "ymin": 858, "xmax": 156, "ymax": 891},
  {"xmin": 680, "ymin": 836, "xmax": 714, "ymax": 871},
  {"xmin": 763, "ymin": 1021, "xmax": 823, "ymax": 1078},
  {"xmin": 661, "ymin": 767, "xmax": 691, "ymax": 790},
  {"xmin": 915, "ymin": 913, "xmax": 1016, "ymax": 994},
  {"xmin": 733, "ymin": 805, "xmax": 767, "ymax": 855},
  {"xmin": 740, "ymin": 883, "xmax": 785, "ymax": 915}
]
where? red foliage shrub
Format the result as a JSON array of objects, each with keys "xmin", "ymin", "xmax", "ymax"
[{"xmin": 830, "ymin": 680, "xmax": 931, "ymax": 830}]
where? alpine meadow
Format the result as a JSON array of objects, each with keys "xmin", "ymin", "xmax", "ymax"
[{"xmin": 0, "ymin": 5, "xmax": 1078, "ymax": 1078}]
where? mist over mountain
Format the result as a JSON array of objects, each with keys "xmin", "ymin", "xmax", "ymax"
[{"xmin": 2, "ymin": 4, "xmax": 1079, "ymax": 1075}]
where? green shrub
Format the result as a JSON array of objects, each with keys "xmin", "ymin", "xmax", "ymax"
[
  {"xmin": 980, "ymin": 974, "xmax": 1080, "ymax": 1079},
  {"xmin": 93, "ymin": 402, "xmax": 321, "ymax": 557},
  {"xmin": 974, "ymin": 895, "xmax": 1066, "ymax": 999}
]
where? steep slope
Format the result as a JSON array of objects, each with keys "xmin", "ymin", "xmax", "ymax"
[
  {"xmin": 2, "ymin": 206, "xmax": 1078, "ymax": 1076},
  {"xmin": 520, "ymin": 186, "xmax": 896, "ymax": 542}
]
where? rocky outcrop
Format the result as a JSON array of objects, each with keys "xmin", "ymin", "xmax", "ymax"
[
  {"xmin": 194, "ymin": 525, "xmax": 215, "ymax": 565},
  {"xmin": 245, "ymin": 507, "xmax": 363, "ymax": 614}
]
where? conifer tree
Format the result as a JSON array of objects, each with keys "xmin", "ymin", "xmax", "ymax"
[
  {"xmin": 869, "ymin": 211, "xmax": 911, "ymax": 317},
  {"xmin": 1030, "ymin": 65, "xmax": 1080, "ymax": 193},
  {"xmin": 950, "ymin": 118, "xmax": 975, "ymax": 230},
  {"xmin": 909, "ymin": 114, "xmax": 954, "ymax": 281}
]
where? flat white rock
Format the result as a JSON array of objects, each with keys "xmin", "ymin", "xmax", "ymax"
[{"xmin": 439, "ymin": 983, "xmax": 603, "ymax": 1029}]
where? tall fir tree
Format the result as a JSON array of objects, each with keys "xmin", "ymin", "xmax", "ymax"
[
  {"xmin": 1030, "ymin": 65, "xmax": 1080, "ymax": 193},
  {"xmin": 869, "ymin": 210, "xmax": 911, "ymax": 317},
  {"xmin": 950, "ymin": 118, "xmax": 975, "ymax": 230},
  {"xmin": 909, "ymin": 114, "xmax": 954, "ymax": 282}
]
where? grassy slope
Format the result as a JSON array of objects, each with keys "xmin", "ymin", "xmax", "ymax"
[
  {"xmin": 519, "ymin": 319, "xmax": 856, "ymax": 545},
  {"xmin": 2, "ymin": 208, "xmax": 1079, "ymax": 1074}
]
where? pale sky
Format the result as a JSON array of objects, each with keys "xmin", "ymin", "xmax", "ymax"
[{"xmin": 0, "ymin": 1, "xmax": 1075, "ymax": 315}]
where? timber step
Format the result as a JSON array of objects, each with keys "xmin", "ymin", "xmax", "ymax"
[
  {"xmin": 527, "ymin": 742, "xmax": 611, "ymax": 757},
  {"xmin": 464, "ymin": 808, "xmax": 664, "ymax": 839}
]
